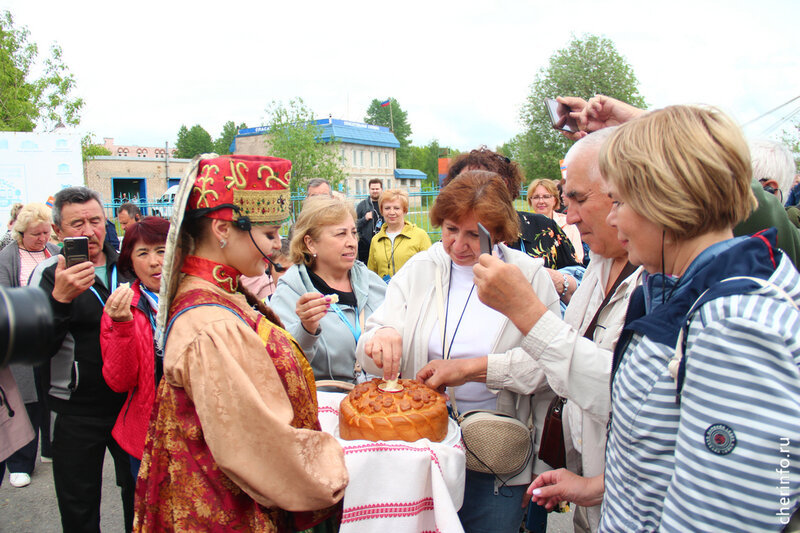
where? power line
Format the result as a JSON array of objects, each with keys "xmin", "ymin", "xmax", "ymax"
[
  {"xmin": 743, "ymin": 94, "xmax": 800, "ymax": 127},
  {"xmin": 760, "ymin": 104, "xmax": 800, "ymax": 136}
]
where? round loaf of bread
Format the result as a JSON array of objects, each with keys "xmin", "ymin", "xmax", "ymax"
[{"xmin": 339, "ymin": 378, "xmax": 448, "ymax": 443}]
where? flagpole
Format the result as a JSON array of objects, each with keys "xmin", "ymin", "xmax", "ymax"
[{"xmin": 389, "ymin": 97, "xmax": 394, "ymax": 133}]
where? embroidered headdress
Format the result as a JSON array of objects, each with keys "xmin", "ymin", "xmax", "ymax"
[
  {"xmin": 186, "ymin": 155, "xmax": 292, "ymax": 225},
  {"xmin": 156, "ymin": 154, "xmax": 292, "ymax": 340}
]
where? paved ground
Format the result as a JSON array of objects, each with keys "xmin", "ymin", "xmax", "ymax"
[
  {"xmin": 0, "ymin": 449, "xmax": 573, "ymax": 532},
  {"xmin": 0, "ymin": 451, "xmax": 124, "ymax": 533}
]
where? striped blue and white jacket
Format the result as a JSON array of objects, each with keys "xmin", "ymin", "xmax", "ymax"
[{"xmin": 601, "ymin": 231, "xmax": 800, "ymax": 532}]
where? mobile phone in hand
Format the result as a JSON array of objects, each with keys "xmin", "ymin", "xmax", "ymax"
[
  {"xmin": 63, "ymin": 237, "xmax": 89, "ymax": 268},
  {"xmin": 478, "ymin": 223, "xmax": 492, "ymax": 256},
  {"xmin": 544, "ymin": 98, "xmax": 579, "ymax": 133}
]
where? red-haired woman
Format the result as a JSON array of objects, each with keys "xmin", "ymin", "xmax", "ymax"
[
  {"xmin": 100, "ymin": 216, "xmax": 170, "ymax": 479},
  {"xmin": 357, "ymin": 170, "xmax": 560, "ymax": 533}
]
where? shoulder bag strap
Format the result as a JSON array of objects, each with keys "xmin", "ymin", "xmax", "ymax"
[{"xmin": 583, "ymin": 261, "xmax": 637, "ymax": 341}]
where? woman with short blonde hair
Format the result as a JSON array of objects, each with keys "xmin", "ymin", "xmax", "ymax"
[
  {"xmin": 593, "ymin": 105, "xmax": 799, "ymax": 531},
  {"xmin": 378, "ymin": 188, "xmax": 409, "ymax": 213},
  {"xmin": 12, "ymin": 203, "xmax": 53, "ymax": 246},
  {"xmin": 367, "ymin": 189, "xmax": 431, "ymax": 280},
  {"xmin": 602, "ymin": 105, "xmax": 755, "ymax": 240}
]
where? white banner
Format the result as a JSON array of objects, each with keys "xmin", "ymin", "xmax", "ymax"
[{"xmin": 0, "ymin": 131, "xmax": 84, "ymax": 223}]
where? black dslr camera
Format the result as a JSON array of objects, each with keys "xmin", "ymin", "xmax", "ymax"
[{"xmin": 0, "ymin": 286, "xmax": 54, "ymax": 368}]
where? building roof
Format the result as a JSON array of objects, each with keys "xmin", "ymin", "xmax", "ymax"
[
  {"xmin": 236, "ymin": 119, "xmax": 400, "ymax": 149},
  {"xmin": 394, "ymin": 168, "xmax": 427, "ymax": 179}
]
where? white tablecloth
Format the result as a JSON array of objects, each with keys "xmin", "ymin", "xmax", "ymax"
[{"xmin": 317, "ymin": 391, "xmax": 466, "ymax": 533}]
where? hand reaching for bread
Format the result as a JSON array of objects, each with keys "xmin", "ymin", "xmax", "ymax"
[{"xmin": 363, "ymin": 327, "xmax": 403, "ymax": 381}]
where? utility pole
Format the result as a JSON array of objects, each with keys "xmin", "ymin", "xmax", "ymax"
[{"xmin": 165, "ymin": 141, "xmax": 169, "ymax": 184}]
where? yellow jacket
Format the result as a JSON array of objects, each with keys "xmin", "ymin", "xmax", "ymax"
[{"xmin": 367, "ymin": 221, "xmax": 432, "ymax": 280}]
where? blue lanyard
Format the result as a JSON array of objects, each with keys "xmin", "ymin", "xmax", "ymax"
[
  {"xmin": 89, "ymin": 265, "xmax": 117, "ymax": 307},
  {"xmin": 329, "ymin": 302, "xmax": 360, "ymax": 343},
  {"xmin": 140, "ymin": 286, "xmax": 160, "ymax": 334}
]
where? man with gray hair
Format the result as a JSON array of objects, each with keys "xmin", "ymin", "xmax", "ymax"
[
  {"xmin": 749, "ymin": 139, "xmax": 796, "ymax": 201},
  {"xmin": 306, "ymin": 178, "xmax": 332, "ymax": 198},
  {"xmin": 30, "ymin": 186, "xmax": 134, "ymax": 533}
]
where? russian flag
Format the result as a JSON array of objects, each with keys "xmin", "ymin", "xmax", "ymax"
[{"xmin": 380, "ymin": 99, "xmax": 391, "ymax": 107}]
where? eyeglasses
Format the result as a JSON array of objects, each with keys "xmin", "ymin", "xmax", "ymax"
[{"xmin": 531, "ymin": 195, "xmax": 554, "ymax": 201}]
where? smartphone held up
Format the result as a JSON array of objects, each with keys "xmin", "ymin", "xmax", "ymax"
[
  {"xmin": 478, "ymin": 223, "xmax": 492, "ymax": 256},
  {"xmin": 544, "ymin": 98, "xmax": 579, "ymax": 133},
  {"xmin": 63, "ymin": 236, "xmax": 90, "ymax": 268}
]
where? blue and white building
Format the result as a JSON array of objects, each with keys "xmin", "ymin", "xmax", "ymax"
[{"xmin": 233, "ymin": 119, "xmax": 426, "ymax": 197}]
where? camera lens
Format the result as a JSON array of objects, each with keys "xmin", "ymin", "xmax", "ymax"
[{"xmin": 0, "ymin": 286, "xmax": 54, "ymax": 368}]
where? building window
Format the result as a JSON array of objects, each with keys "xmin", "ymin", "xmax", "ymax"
[
  {"xmin": 384, "ymin": 153, "xmax": 389, "ymax": 168},
  {"xmin": 370, "ymin": 151, "xmax": 374, "ymax": 167},
  {"xmin": 341, "ymin": 149, "xmax": 345, "ymax": 164},
  {"xmin": 360, "ymin": 151, "xmax": 364, "ymax": 167},
  {"xmin": 352, "ymin": 150, "xmax": 357, "ymax": 167}
]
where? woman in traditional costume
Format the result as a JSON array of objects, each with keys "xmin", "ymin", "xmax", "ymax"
[{"xmin": 133, "ymin": 155, "xmax": 348, "ymax": 532}]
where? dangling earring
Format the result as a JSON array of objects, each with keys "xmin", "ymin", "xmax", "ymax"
[{"xmin": 219, "ymin": 239, "xmax": 227, "ymax": 249}]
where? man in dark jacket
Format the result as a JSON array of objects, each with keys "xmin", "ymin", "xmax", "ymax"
[
  {"xmin": 31, "ymin": 186, "xmax": 134, "ymax": 533},
  {"xmin": 356, "ymin": 179, "xmax": 384, "ymax": 263}
]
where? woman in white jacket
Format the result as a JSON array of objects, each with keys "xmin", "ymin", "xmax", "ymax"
[{"xmin": 356, "ymin": 170, "xmax": 560, "ymax": 533}]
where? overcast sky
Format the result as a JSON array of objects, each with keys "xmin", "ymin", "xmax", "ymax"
[{"xmin": 3, "ymin": 0, "xmax": 799, "ymax": 151}]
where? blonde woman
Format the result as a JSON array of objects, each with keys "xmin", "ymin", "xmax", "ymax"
[
  {"xmin": 527, "ymin": 178, "xmax": 584, "ymax": 264},
  {"xmin": 0, "ymin": 203, "xmax": 60, "ymax": 486},
  {"xmin": 271, "ymin": 196, "xmax": 386, "ymax": 385},
  {"xmin": 532, "ymin": 106, "xmax": 800, "ymax": 532},
  {"xmin": 367, "ymin": 189, "xmax": 432, "ymax": 281}
]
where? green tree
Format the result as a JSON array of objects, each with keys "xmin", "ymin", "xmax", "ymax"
[
  {"xmin": 406, "ymin": 140, "xmax": 444, "ymax": 189},
  {"xmin": 214, "ymin": 120, "xmax": 247, "ymax": 155},
  {"xmin": 515, "ymin": 34, "xmax": 646, "ymax": 181},
  {"xmin": 81, "ymin": 134, "xmax": 111, "ymax": 161},
  {"xmin": 175, "ymin": 124, "xmax": 214, "ymax": 158},
  {"xmin": 264, "ymin": 98, "xmax": 346, "ymax": 192},
  {"xmin": 0, "ymin": 11, "xmax": 83, "ymax": 131},
  {"xmin": 781, "ymin": 122, "xmax": 800, "ymax": 173},
  {"xmin": 364, "ymin": 98, "xmax": 412, "ymax": 168}
]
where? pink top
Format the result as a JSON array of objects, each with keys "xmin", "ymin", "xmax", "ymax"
[{"xmin": 19, "ymin": 248, "xmax": 50, "ymax": 286}]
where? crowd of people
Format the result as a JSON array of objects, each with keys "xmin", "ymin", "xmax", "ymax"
[{"xmin": 0, "ymin": 93, "xmax": 798, "ymax": 533}]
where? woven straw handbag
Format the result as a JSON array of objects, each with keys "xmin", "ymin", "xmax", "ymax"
[{"xmin": 457, "ymin": 409, "xmax": 532, "ymax": 476}]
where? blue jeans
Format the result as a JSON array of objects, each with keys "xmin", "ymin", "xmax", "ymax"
[{"xmin": 458, "ymin": 470, "xmax": 527, "ymax": 533}]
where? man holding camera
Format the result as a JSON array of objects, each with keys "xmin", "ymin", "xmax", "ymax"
[
  {"xmin": 30, "ymin": 186, "xmax": 134, "ymax": 533},
  {"xmin": 356, "ymin": 179, "xmax": 384, "ymax": 263}
]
